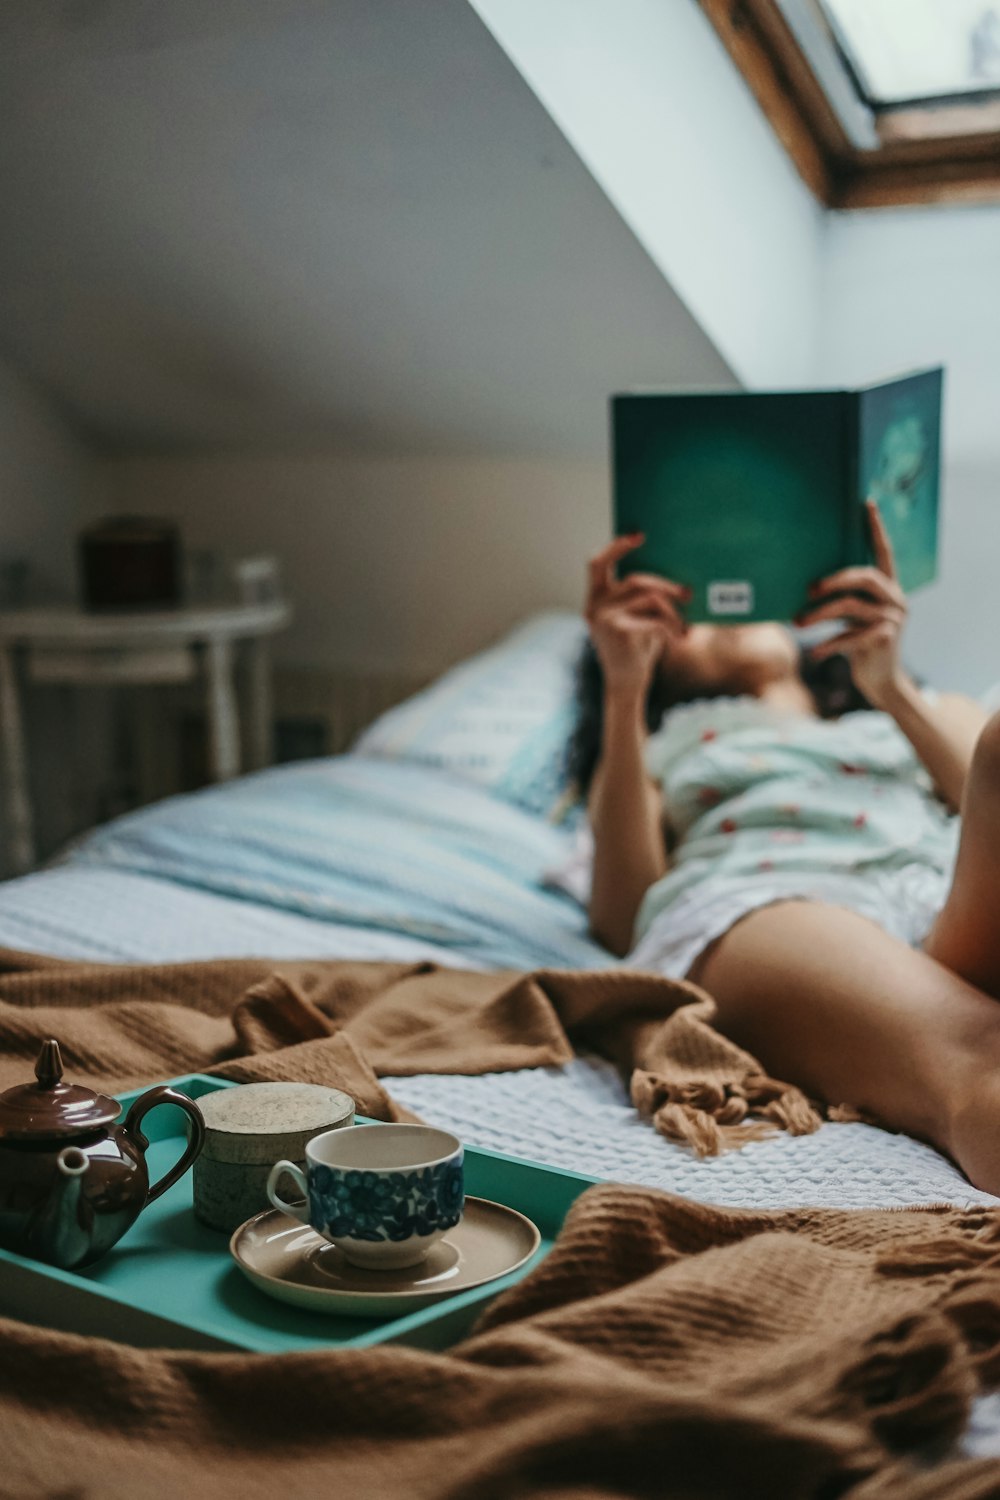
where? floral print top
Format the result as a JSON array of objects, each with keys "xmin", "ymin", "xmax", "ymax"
[{"xmin": 635, "ymin": 694, "xmax": 960, "ymax": 939}]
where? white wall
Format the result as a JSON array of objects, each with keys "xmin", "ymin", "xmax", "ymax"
[
  {"xmin": 98, "ymin": 453, "xmax": 609, "ymax": 674},
  {"xmin": 471, "ymin": 0, "xmax": 824, "ymax": 390},
  {"xmin": 819, "ymin": 204, "xmax": 1000, "ymax": 696}
]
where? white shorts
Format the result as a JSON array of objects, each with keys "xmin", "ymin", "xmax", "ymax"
[{"xmin": 626, "ymin": 863, "xmax": 954, "ymax": 980}]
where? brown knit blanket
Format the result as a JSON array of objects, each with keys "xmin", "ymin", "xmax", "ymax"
[
  {"xmin": 4, "ymin": 950, "xmax": 1000, "ymax": 1497},
  {"xmin": 0, "ymin": 948, "xmax": 822, "ymax": 1152},
  {"xmin": 5, "ymin": 1184, "xmax": 1000, "ymax": 1498}
]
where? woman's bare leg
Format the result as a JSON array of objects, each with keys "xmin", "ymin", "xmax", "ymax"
[
  {"xmin": 691, "ymin": 901, "xmax": 1000, "ymax": 1195},
  {"xmin": 924, "ymin": 712, "xmax": 1000, "ymax": 996}
]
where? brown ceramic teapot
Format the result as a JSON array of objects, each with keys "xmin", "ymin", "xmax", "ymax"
[{"xmin": 0, "ymin": 1039, "xmax": 206, "ymax": 1270}]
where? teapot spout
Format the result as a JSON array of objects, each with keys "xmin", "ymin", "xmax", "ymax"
[
  {"xmin": 57, "ymin": 1145, "xmax": 90, "ymax": 1181},
  {"xmin": 27, "ymin": 1146, "xmax": 93, "ymax": 1268}
]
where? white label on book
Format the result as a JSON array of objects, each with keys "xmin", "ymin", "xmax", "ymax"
[{"xmin": 708, "ymin": 581, "xmax": 754, "ymax": 616}]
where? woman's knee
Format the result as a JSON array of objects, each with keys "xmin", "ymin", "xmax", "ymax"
[{"xmin": 968, "ymin": 709, "xmax": 1000, "ymax": 790}]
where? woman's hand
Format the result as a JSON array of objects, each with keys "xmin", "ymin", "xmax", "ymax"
[
  {"xmin": 585, "ymin": 535, "xmax": 691, "ymax": 700},
  {"xmin": 796, "ymin": 500, "xmax": 909, "ymax": 708}
]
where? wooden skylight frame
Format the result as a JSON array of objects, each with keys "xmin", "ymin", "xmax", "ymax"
[{"xmin": 699, "ymin": 0, "xmax": 1000, "ymax": 207}]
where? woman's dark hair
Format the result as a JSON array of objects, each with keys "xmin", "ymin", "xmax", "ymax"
[{"xmin": 565, "ymin": 640, "xmax": 872, "ymax": 799}]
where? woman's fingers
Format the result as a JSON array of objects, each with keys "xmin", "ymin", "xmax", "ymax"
[
  {"xmin": 808, "ymin": 501, "xmax": 901, "ymax": 610},
  {"xmin": 604, "ymin": 591, "xmax": 686, "ymax": 634},
  {"xmin": 808, "ymin": 621, "xmax": 898, "ymax": 663},
  {"xmin": 616, "ymin": 573, "xmax": 692, "ymax": 604},
  {"xmin": 604, "ymin": 610, "xmax": 671, "ymax": 643},
  {"xmin": 587, "ymin": 534, "xmax": 645, "ymax": 602},
  {"xmin": 866, "ymin": 498, "xmax": 898, "ymax": 581},
  {"xmin": 587, "ymin": 571, "xmax": 691, "ymax": 637},
  {"xmin": 620, "ymin": 570, "xmax": 692, "ymax": 594},
  {"xmin": 797, "ymin": 597, "xmax": 905, "ymax": 630},
  {"xmin": 586, "ymin": 538, "xmax": 693, "ymax": 613},
  {"xmin": 807, "ymin": 567, "xmax": 905, "ymax": 609},
  {"xmin": 804, "ymin": 505, "xmax": 907, "ymax": 705}
]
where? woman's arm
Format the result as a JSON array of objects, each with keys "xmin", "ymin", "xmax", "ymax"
[
  {"xmin": 864, "ymin": 679, "xmax": 985, "ymax": 813},
  {"xmin": 588, "ymin": 688, "xmax": 668, "ymax": 956},
  {"xmin": 582, "ymin": 535, "xmax": 688, "ymax": 956},
  {"xmin": 799, "ymin": 499, "xmax": 986, "ymax": 812}
]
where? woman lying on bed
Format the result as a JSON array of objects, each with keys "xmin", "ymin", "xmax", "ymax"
[{"xmin": 574, "ymin": 500, "xmax": 1000, "ymax": 1194}]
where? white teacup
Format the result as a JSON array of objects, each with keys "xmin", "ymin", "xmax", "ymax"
[{"xmin": 266, "ymin": 1123, "xmax": 464, "ymax": 1270}]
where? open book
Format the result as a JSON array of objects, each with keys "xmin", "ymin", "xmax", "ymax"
[{"xmin": 611, "ymin": 367, "xmax": 943, "ymax": 623}]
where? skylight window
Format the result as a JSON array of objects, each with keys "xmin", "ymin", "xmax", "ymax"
[
  {"xmin": 821, "ymin": 0, "xmax": 1000, "ymax": 108},
  {"xmin": 700, "ymin": 0, "xmax": 1000, "ymax": 207}
]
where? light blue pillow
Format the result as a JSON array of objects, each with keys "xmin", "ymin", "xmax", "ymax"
[{"xmin": 353, "ymin": 612, "xmax": 586, "ymax": 818}]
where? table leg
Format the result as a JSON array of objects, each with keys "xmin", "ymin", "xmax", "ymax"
[
  {"xmin": 0, "ymin": 645, "xmax": 36, "ymax": 873},
  {"xmin": 244, "ymin": 636, "xmax": 274, "ymax": 772},
  {"xmin": 204, "ymin": 638, "xmax": 241, "ymax": 781}
]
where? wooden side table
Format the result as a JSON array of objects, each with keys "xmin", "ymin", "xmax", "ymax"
[{"xmin": 0, "ymin": 599, "xmax": 291, "ymax": 876}]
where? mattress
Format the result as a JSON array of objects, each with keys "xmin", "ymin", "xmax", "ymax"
[
  {"xmin": 34, "ymin": 756, "xmax": 603, "ymax": 971},
  {"xmin": 0, "ymin": 753, "xmax": 993, "ymax": 1216},
  {"xmin": 1, "ymin": 837, "xmax": 988, "ymax": 1213},
  {"xmin": 2, "ymin": 612, "xmax": 997, "ymax": 1457}
]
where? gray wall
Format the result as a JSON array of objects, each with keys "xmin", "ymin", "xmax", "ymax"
[
  {"xmin": 0, "ymin": 0, "xmax": 732, "ymax": 455},
  {"xmin": 0, "ymin": 358, "xmax": 93, "ymax": 602},
  {"xmin": 96, "ymin": 452, "xmax": 608, "ymax": 675},
  {"xmin": 0, "ymin": 360, "xmax": 105, "ymax": 867}
]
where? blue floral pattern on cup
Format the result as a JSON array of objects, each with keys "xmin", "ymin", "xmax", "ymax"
[{"xmin": 309, "ymin": 1154, "xmax": 465, "ymax": 1243}]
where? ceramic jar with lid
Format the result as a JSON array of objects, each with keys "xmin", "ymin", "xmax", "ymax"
[{"xmin": 193, "ymin": 1082, "xmax": 354, "ymax": 1235}]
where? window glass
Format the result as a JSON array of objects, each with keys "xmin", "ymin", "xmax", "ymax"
[{"xmin": 821, "ymin": 0, "xmax": 1000, "ymax": 105}]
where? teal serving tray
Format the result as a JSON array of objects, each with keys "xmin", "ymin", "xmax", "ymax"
[{"xmin": 0, "ymin": 1076, "xmax": 598, "ymax": 1354}]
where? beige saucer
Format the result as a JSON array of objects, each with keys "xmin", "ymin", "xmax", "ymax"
[{"xmin": 230, "ymin": 1196, "xmax": 542, "ymax": 1318}]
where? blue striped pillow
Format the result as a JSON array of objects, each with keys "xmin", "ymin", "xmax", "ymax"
[{"xmin": 354, "ymin": 613, "xmax": 586, "ymax": 819}]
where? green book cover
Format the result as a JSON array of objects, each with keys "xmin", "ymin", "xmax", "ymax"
[{"xmin": 611, "ymin": 368, "xmax": 942, "ymax": 623}]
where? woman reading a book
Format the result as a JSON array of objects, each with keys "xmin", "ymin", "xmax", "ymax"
[{"xmin": 574, "ymin": 499, "xmax": 1000, "ymax": 1193}]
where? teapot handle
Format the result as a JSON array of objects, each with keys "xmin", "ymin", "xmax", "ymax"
[{"xmin": 122, "ymin": 1087, "xmax": 207, "ymax": 1205}]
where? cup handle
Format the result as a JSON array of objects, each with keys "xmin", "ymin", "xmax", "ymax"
[{"xmin": 266, "ymin": 1160, "xmax": 310, "ymax": 1222}]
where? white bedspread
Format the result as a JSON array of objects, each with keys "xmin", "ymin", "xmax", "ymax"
[
  {"xmin": 390, "ymin": 1058, "xmax": 998, "ymax": 1211},
  {"xmin": 0, "ymin": 867, "xmax": 481, "ymax": 967}
]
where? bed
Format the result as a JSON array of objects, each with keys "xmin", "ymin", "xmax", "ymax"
[
  {"xmin": 5, "ymin": 608, "xmax": 1000, "ymax": 1478},
  {"xmin": 0, "ymin": 610, "xmax": 994, "ymax": 1218}
]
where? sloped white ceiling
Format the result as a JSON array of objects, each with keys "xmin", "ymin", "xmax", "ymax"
[{"xmin": 0, "ymin": 0, "xmax": 733, "ymax": 455}]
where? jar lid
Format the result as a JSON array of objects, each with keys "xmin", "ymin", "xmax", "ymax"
[
  {"xmin": 198, "ymin": 1083, "xmax": 354, "ymax": 1164},
  {"xmin": 0, "ymin": 1039, "xmax": 122, "ymax": 1141}
]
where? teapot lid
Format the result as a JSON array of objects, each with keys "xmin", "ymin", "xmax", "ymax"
[{"xmin": 0, "ymin": 1040, "xmax": 122, "ymax": 1140}]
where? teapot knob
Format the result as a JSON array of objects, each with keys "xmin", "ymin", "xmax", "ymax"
[
  {"xmin": 35, "ymin": 1039, "xmax": 64, "ymax": 1090},
  {"xmin": 0, "ymin": 1039, "xmax": 120, "ymax": 1143}
]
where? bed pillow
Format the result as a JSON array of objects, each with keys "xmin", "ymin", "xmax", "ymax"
[{"xmin": 353, "ymin": 612, "xmax": 587, "ymax": 819}]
